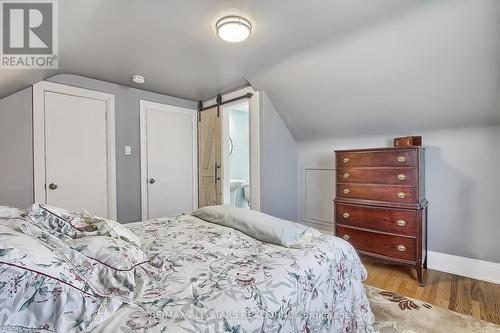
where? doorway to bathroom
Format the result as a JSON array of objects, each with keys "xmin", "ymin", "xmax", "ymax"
[
  {"xmin": 223, "ymin": 101, "xmax": 250, "ymax": 209},
  {"xmin": 199, "ymin": 86, "xmax": 260, "ymax": 211}
]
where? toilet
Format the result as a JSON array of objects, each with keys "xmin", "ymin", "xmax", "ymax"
[{"xmin": 243, "ymin": 183, "xmax": 251, "ymax": 207}]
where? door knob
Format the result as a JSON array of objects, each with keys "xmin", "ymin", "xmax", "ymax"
[
  {"xmin": 149, "ymin": 178, "xmax": 155, "ymax": 184},
  {"xmin": 48, "ymin": 183, "xmax": 58, "ymax": 190}
]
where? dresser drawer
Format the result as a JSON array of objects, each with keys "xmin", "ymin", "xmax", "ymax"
[
  {"xmin": 336, "ymin": 149, "xmax": 417, "ymax": 168},
  {"xmin": 337, "ymin": 168, "xmax": 417, "ymax": 186},
  {"xmin": 336, "ymin": 226, "xmax": 416, "ymax": 261},
  {"xmin": 337, "ymin": 184, "xmax": 417, "ymax": 203},
  {"xmin": 335, "ymin": 203, "xmax": 417, "ymax": 236}
]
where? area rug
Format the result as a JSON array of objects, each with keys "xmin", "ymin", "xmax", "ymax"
[{"xmin": 365, "ymin": 285, "xmax": 500, "ymax": 333}]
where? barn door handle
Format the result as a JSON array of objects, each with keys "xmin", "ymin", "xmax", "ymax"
[
  {"xmin": 214, "ymin": 163, "xmax": 221, "ymax": 183},
  {"xmin": 149, "ymin": 178, "xmax": 155, "ymax": 184}
]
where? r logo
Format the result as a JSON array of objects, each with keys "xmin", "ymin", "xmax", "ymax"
[{"xmin": 2, "ymin": 2, "xmax": 53, "ymax": 54}]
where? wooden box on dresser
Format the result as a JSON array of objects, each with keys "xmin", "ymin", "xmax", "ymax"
[{"xmin": 334, "ymin": 147, "xmax": 428, "ymax": 286}]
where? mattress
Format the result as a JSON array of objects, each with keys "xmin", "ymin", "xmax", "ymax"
[{"xmin": 90, "ymin": 214, "xmax": 374, "ymax": 332}]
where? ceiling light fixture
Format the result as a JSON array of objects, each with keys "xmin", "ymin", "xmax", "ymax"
[
  {"xmin": 132, "ymin": 75, "xmax": 145, "ymax": 84},
  {"xmin": 216, "ymin": 15, "xmax": 252, "ymax": 43}
]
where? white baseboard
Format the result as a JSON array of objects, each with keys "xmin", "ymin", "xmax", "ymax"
[{"xmin": 427, "ymin": 251, "xmax": 500, "ymax": 285}]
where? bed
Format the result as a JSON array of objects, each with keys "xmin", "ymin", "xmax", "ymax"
[{"xmin": 0, "ymin": 205, "xmax": 374, "ymax": 333}]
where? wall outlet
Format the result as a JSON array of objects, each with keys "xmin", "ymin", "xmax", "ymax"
[{"xmin": 124, "ymin": 146, "xmax": 132, "ymax": 155}]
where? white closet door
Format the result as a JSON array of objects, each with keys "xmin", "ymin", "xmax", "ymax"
[
  {"xmin": 33, "ymin": 81, "xmax": 116, "ymax": 219},
  {"xmin": 141, "ymin": 101, "xmax": 197, "ymax": 220},
  {"xmin": 44, "ymin": 92, "xmax": 108, "ymax": 216}
]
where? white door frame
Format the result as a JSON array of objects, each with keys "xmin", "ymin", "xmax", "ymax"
[
  {"xmin": 221, "ymin": 100, "xmax": 249, "ymax": 205},
  {"xmin": 204, "ymin": 87, "xmax": 261, "ymax": 211},
  {"xmin": 139, "ymin": 100, "xmax": 198, "ymax": 220},
  {"xmin": 32, "ymin": 81, "xmax": 117, "ymax": 220}
]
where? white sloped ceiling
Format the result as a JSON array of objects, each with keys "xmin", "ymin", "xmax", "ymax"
[{"xmin": 248, "ymin": 0, "xmax": 500, "ymax": 141}]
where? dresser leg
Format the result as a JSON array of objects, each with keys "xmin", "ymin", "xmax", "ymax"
[{"xmin": 416, "ymin": 265, "xmax": 425, "ymax": 287}]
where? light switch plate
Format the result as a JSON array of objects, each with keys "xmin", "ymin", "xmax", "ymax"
[{"xmin": 124, "ymin": 146, "xmax": 132, "ymax": 155}]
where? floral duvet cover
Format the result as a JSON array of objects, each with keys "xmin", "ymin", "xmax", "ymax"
[{"xmin": 91, "ymin": 215, "xmax": 374, "ymax": 333}]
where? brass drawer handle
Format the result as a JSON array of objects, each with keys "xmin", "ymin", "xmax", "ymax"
[
  {"xmin": 397, "ymin": 156, "xmax": 407, "ymax": 163},
  {"xmin": 343, "ymin": 234, "xmax": 350, "ymax": 241},
  {"xmin": 397, "ymin": 192, "xmax": 406, "ymax": 199},
  {"xmin": 343, "ymin": 157, "xmax": 350, "ymax": 164},
  {"xmin": 343, "ymin": 188, "xmax": 350, "ymax": 195},
  {"xmin": 397, "ymin": 219, "xmax": 407, "ymax": 227},
  {"xmin": 343, "ymin": 173, "xmax": 350, "ymax": 179},
  {"xmin": 343, "ymin": 212, "xmax": 350, "ymax": 219},
  {"xmin": 397, "ymin": 244, "xmax": 406, "ymax": 252},
  {"xmin": 397, "ymin": 174, "xmax": 406, "ymax": 181}
]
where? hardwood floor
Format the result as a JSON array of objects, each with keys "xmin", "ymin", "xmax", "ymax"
[{"xmin": 362, "ymin": 259, "xmax": 500, "ymax": 325}]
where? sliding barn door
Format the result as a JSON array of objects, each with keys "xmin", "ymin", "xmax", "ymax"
[{"xmin": 198, "ymin": 107, "xmax": 222, "ymax": 207}]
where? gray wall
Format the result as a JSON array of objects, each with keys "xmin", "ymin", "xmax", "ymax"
[
  {"xmin": 0, "ymin": 87, "xmax": 34, "ymax": 208},
  {"xmin": 297, "ymin": 126, "xmax": 500, "ymax": 264},
  {"xmin": 0, "ymin": 74, "xmax": 197, "ymax": 223},
  {"xmin": 259, "ymin": 92, "xmax": 298, "ymax": 222}
]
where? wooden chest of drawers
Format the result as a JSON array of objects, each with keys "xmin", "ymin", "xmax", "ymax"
[{"xmin": 334, "ymin": 147, "xmax": 428, "ymax": 286}]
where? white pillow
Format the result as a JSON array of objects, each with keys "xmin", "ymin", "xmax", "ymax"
[
  {"xmin": 0, "ymin": 206, "xmax": 26, "ymax": 219},
  {"xmin": 192, "ymin": 205, "xmax": 321, "ymax": 248},
  {"xmin": 0, "ymin": 206, "xmax": 26, "ymax": 230}
]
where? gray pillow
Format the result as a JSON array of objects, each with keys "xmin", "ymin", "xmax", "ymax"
[{"xmin": 192, "ymin": 205, "xmax": 321, "ymax": 248}]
